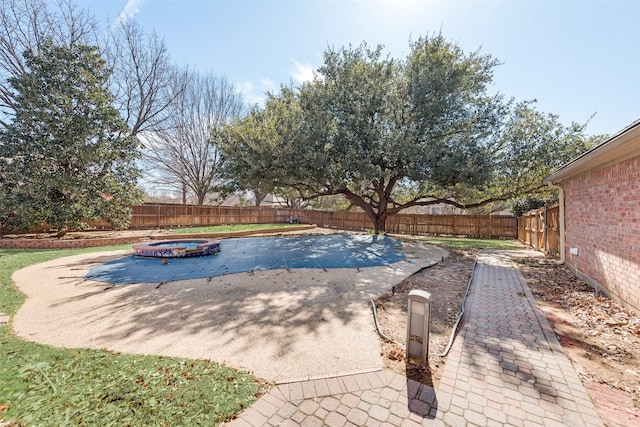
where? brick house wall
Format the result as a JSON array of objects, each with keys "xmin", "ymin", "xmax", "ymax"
[{"xmin": 563, "ymin": 154, "xmax": 640, "ymax": 311}]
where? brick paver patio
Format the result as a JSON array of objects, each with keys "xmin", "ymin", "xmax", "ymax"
[{"xmin": 226, "ymin": 251, "xmax": 605, "ymax": 426}]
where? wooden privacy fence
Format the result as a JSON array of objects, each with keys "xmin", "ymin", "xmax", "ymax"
[
  {"xmin": 385, "ymin": 214, "xmax": 516, "ymax": 238},
  {"xmin": 90, "ymin": 203, "xmax": 517, "ymax": 238},
  {"xmin": 517, "ymin": 204, "xmax": 560, "ymax": 256}
]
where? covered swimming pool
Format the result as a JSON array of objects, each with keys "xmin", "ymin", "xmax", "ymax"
[{"xmin": 86, "ymin": 234, "xmax": 407, "ymax": 284}]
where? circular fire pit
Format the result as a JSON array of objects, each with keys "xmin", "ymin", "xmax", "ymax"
[{"xmin": 132, "ymin": 239, "xmax": 221, "ymax": 258}]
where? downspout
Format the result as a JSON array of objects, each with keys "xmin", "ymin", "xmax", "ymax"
[{"xmin": 547, "ymin": 182, "xmax": 566, "ymax": 264}]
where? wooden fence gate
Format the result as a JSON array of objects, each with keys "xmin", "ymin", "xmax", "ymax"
[{"xmin": 517, "ymin": 204, "xmax": 560, "ymax": 257}]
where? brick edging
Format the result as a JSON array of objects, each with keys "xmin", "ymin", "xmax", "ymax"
[
  {"xmin": 154, "ymin": 225, "xmax": 315, "ymax": 240},
  {"xmin": 0, "ymin": 225, "xmax": 317, "ymax": 250}
]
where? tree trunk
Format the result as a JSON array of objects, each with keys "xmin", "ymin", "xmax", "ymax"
[
  {"xmin": 342, "ymin": 189, "xmax": 389, "ymax": 235},
  {"xmin": 253, "ymin": 189, "xmax": 267, "ymax": 207},
  {"xmin": 371, "ymin": 213, "xmax": 387, "ymax": 235}
]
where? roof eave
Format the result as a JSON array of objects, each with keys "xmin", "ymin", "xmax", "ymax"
[{"xmin": 545, "ymin": 118, "xmax": 640, "ymax": 184}]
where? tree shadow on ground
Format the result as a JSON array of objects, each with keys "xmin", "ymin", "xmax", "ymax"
[
  {"xmin": 27, "ymin": 249, "xmax": 424, "ymax": 381},
  {"xmin": 445, "ymin": 251, "xmax": 595, "ymax": 423}
]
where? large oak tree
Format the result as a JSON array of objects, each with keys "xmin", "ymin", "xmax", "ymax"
[
  {"xmin": 221, "ymin": 35, "xmax": 596, "ymax": 233},
  {"xmin": 219, "ymin": 86, "xmax": 303, "ymax": 206}
]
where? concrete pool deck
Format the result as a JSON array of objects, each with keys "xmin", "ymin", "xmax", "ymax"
[{"xmin": 11, "ymin": 239, "xmax": 447, "ymax": 383}]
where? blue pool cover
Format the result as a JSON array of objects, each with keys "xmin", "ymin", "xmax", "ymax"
[{"xmin": 86, "ymin": 234, "xmax": 406, "ymax": 284}]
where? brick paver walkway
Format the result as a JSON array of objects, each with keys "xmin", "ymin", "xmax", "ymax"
[{"xmin": 226, "ymin": 251, "xmax": 605, "ymax": 426}]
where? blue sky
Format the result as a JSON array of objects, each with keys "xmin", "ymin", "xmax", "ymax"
[{"xmin": 75, "ymin": 0, "xmax": 640, "ymax": 137}]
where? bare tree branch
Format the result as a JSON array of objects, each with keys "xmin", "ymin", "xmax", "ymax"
[
  {"xmin": 142, "ymin": 71, "xmax": 244, "ymax": 204},
  {"xmin": 0, "ymin": 0, "xmax": 97, "ymax": 126},
  {"xmin": 106, "ymin": 19, "xmax": 186, "ymax": 137}
]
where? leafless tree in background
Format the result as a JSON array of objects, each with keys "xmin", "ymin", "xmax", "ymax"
[
  {"xmin": 0, "ymin": 0, "xmax": 237, "ymax": 205},
  {"xmin": 106, "ymin": 19, "xmax": 187, "ymax": 137},
  {"xmin": 0, "ymin": 0, "xmax": 184, "ymax": 138},
  {"xmin": 0, "ymin": 0, "xmax": 97, "ymax": 126},
  {"xmin": 143, "ymin": 71, "xmax": 244, "ymax": 205}
]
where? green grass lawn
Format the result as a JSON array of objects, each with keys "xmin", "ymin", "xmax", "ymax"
[
  {"xmin": 170, "ymin": 223, "xmax": 307, "ymax": 235},
  {"xmin": 422, "ymin": 236, "xmax": 523, "ymax": 250},
  {"xmin": 0, "ymin": 247, "xmax": 260, "ymax": 426}
]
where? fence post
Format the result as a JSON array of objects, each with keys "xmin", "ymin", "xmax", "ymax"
[
  {"xmin": 528, "ymin": 213, "xmax": 533, "ymax": 248},
  {"xmin": 535, "ymin": 209, "xmax": 541, "ymax": 251},
  {"xmin": 531, "ymin": 213, "xmax": 535, "ymax": 247},
  {"xmin": 489, "ymin": 215, "xmax": 493, "ymax": 238},
  {"xmin": 543, "ymin": 206, "xmax": 548, "ymax": 253},
  {"xmin": 157, "ymin": 204, "xmax": 161, "ymax": 228}
]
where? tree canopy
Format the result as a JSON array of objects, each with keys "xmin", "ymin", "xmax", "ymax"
[
  {"xmin": 218, "ymin": 86, "xmax": 303, "ymax": 206},
  {"xmin": 220, "ymin": 35, "xmax": 598, "ymax": 232},
  {"xmin": 0, "ymin": 40, "xmax": 141, "ymax": 235}
]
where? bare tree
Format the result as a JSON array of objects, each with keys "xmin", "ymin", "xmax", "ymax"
[
  {"xmin": 0, "ymin": 0, "xmax": 97, "ymax": 126},
  {"xmin": 106, "ymin": 19, "xmax": 187, "ymax": 137},
  {"xmin": 0, "ymin": 1, "xmax": 183, "ymax": 138},
  {"xmin": 0, "ymin": 1, "xmax": 233, "ymax": 207},
  {"xmin": 143, "ymin": 71, "xmax": 244, "ymax": 205}
]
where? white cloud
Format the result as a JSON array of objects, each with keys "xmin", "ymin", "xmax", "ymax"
[
  {"xmin": 237, "ymin": 78, "xmax": 279, "ymax": 107},
  {"xmin": 291, "ymin": 60, "xmax": 315, "ymax": 84},
  {"xmin": 117, "ymin": 0, "xmax": 145, "ymax": 25},
  {"xmin": 237, "ymin": 81, "xmax": 265, "ymax": 107},
  {"xmin": 260, "ymin": 78, "xmax": 277, "ymax": 91}
]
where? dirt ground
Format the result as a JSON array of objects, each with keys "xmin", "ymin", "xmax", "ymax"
[
  {"xmin": 373, "ymin": 248, "xmax": 476, "ymax": 386},
  {"xmin": 516, "ymin": 254, "xmax": 640, "ymax": 425},
  {"xmin": 374, "ymin": 246, "xmax": 640, "ymax": 425}
]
